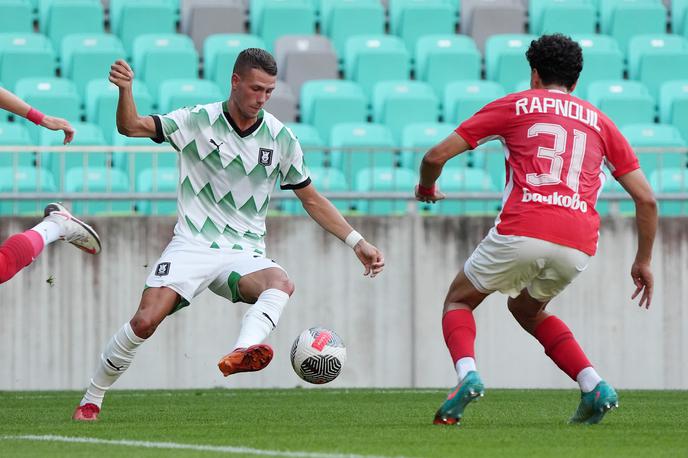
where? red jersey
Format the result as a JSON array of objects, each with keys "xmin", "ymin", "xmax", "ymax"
[{"xmin": 456, "ymin": 89, "xmax": 639, "ymax": 256}]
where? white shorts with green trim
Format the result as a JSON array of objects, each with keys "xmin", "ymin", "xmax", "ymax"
[
  {"xmin": 463, "ymin": 227, "xmax": 590, "ymax": 301},
  {"xmin": 145, "ymin": 236, "xmax": 285, "ymax": 311}
]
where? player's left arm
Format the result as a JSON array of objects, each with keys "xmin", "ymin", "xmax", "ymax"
[
  {"xmin": 293, "ymin": 183, "xmax": 385, "ymax": 277},
  {"xmin": 416, "ymin": 132, "xmax": 472, "ymax": 203}
]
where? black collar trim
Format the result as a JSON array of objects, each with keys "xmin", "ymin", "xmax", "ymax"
[{"xmin": 223, "ymin": 109, "xmax": 263, "ymax": 138}]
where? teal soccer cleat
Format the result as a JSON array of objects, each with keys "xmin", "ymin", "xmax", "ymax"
[
  {"xmin": 433, "ymin": 371, "xmax": 485, "ymax": 425},
  {"xmin": 569, "ymin": 380, "xmax": 619, "ymax": 424}
]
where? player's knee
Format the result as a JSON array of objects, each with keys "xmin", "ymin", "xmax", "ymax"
[
  {"xmin": 129, "ymin": 314, "xmax": 161, "ymax": 339},
  {"xmin": 269, "ymin": 275, "xmax": 294, "ymax": 296}
]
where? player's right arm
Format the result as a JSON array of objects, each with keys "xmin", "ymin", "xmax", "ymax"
[
  {"xmin": 109, "ymin": 59, "xmax": 156, "ymax": 138},
  {"xmin": 416, "ymin": 132, "xmax": 472, "ymax": 202},
  {"xmin": 617, "ymin": 169, "xmax": 657, "ymax": 309}
]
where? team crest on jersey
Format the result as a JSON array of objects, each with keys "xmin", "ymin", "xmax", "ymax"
[
  {"xmin": 155, "ymin": 262, "xmax": 171, "ymax": 276},
  {"xmin": 258, "ymin": 148, "xmax": 273, "ymax": 166}
]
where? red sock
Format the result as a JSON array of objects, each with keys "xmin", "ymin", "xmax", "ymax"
[
  {"xmin": 23, "ymin": 230, "xmax": 45, "ymax": 258},
  {"xmin": 534, "ymin": 316, "xmax": 591, "ymax": 380},
  {"xmin": 442, "ymin": 309, "xmax": 476, "ymax": 364},
  {"xmin": 0, "ymin": 233, "xmax": 37, "ymax": 284}
]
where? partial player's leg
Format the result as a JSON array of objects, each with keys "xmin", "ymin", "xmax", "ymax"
[
  {"xmin": 73, "ymin": 287, "xmax": 180, "ymax": 421},
  {"xmin": 434, "ymin": 269, "xmax": 488, "ymax": 425}
]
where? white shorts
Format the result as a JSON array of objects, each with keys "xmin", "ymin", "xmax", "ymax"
[
  {"xmin": 145, "ymin": 236, "xmax": 285, "ymax": 312},
  {"xmin": 463, "ymin": 227, "xmax": 590, "ymax": 301}
]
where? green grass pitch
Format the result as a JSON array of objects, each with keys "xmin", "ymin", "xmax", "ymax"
[{"xmin": 1, "ymin": 388, "xmax": 686, "ymax": 457}]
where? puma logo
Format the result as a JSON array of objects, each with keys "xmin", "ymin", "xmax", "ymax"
[
  {"xmin": 209, "ymin": 138, "xmax": 224, "ymax": 149},
  {"xmin": 106, "ymin": 358, "xmax": 124, "ymax": 371}
]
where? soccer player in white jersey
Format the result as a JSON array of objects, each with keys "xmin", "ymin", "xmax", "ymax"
[
  {"xmin": 415, "ymin": 34, "xmax": 657, "ymax": 425},
  {"xmin": 72, "ymin": 49, "xmax": 385, "ymax": 421}
]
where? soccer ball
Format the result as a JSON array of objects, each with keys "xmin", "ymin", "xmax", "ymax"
[{"xmin": 290, "ymin": 327, "xmax": 347, "ymax": 384}]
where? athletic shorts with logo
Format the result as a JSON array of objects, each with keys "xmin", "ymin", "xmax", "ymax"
[
  {"xmin": 463, "ymin": 227, "xmax": 590, "ymax": 301},
  {"xmin": 145, "ymin": 235, "xmax": 286, "ymax": 312}
]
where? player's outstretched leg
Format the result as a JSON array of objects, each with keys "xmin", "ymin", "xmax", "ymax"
[
  {"xmin": 569, "ymin": 380, "xmax": 619, "ymax": 424},
  {"xmin": 43, "ymin": 202, "xmax": 101, "ymax": 254},
  {"xmin": 434, "ymin": 370, "xmax": 485, "ymax": 425},
  {"xmin": 218, "ymin": 344, "xmax": 274, "ymax": 376}
]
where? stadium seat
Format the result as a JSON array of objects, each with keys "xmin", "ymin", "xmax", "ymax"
[
  {"xmin": 0, "ymin": 122, "xmax": 34, "ymax": 168},
  {"xmin": 285, "ymin": 122, "xmax": 328, "ymax": 168},
  {"xmin": 111, "ymin": 130, "xmax": 176, "ymax": 177},
  {"xmin": 132, "ymin": 34, "xmax": 199, "ymax": 101},
  {"xmin": 354, "ymin": 166, "xmax": 417, "ymax": 214},
  {"xmin": 673, "ymin": 0, "xmax": 688, "ymax": 37},
  {"xmin": 470, "ymin": 139, "xmax": 507, "ymax": 189},
  {"xmin": 180, "ymin": 0, "xmax": 245, "ymax": 52},
  {"xmin": 0, "ymin": 166, "xmax": 57, "ymax": 215},
  {"xmin": 571, "ymin": 34, "xmax": 625, "ymax": 99},
  {"xmin": 282, "ymin": 166, "xmax": 350, "ymax": 214},
  {"xmin": 627, "ymin": 34, "xmax": 688, "ymax": 100},
  {"xmin": 0, "ymin": 0, "xmax": 33, "ymax": 33},
  {"xmin": 461, "ymin": 0, "xmax": 527, "ymax": 52},
  {"xmin": 0, "ymin": 33, "xmax": 56, "ymax": 95},
  {"xmin": 249, "ymin": 0, "xmax": 315, "ymax": 52},
  {"xmin": 388, "ymin": 0, "xmax": 456, "ymax": 53},
  {"xmin": 38, "ymin": 122, "xmax": 106, "ymax": 185},
  {"xmin": 158, "ymin": 79, "xmax": 223, "ymax": 113},
  {"xmin": 136, "ymin": 166, "xmax": 178, "ymax": 215},
  {"xmin": 599, "ymin": 0, "xmax": 667, "ymax": 53},
  {"xmin": 85, "ymin": 80, "xmax": 154, "ymax": 143},
  {"xmin": 329, "ymin": 122, "xmax": 396, "ymax": 180},
  {"xmin": 649, "ymin": 168, "xmax": 688, "ymax": 215},
  {"xmin": 484, "ymin": 34, "xmax": 537, "ymax": 93},
  {"xmin": 415, "ymin": 35, "xmax": 481, "ymax": 98},
  {"xmin": 39, "ymin": 0, "xmax": 104, "ymax": 50},
  {"xmin": 110, "ymin": 0, "xmax": 176, "ymax": 56},
  {"xmin": 344, "ymin": 35, "xmax": 411, "ymax": 98},
  {"xmin": 399, "ymin": 122, "xmax": 455, "ymax": 169},
  {"xmin": 274, "ymin": 35, "xmax": 339, "ymax": 96},
  {"xmin": 586, "ymin": 80, "xmax": 656, "ymax": 128},
  {"xmin": 300, "ymin": 80, "xmax": 367, "ymax": 143},
  {"xmin": 61, "ymin": 34, "xmax": 126, "ymax": 100},
  {"xmin": 372, "ymin": 80, "xmax": 439, "ymax": 143},
  {"xmin": 529, "ymin": 0, "xmax": 596, "ymax": 35},
  {"xmin": 64, "ymin": 166, "xmax": 132, "ymax": 215},
  {"xmin": 203, "ymin": 34, "xmax": 266, "ymax": 93},
  {"xmin": 621, "ymin": 123, "xmax": 688, "ymax": 178},
  {"xmin": 437, "ymin": 166, "xmax": 501, "ymax": 215},
  {"xmin": 14, "ymin": 77, "xmax": 81, "ymax": 143},
  {"xmin": 443, "ymin": 80, "xmax": 505, "ymax": 125},
  {"xmin": 659, "ymin": 80, "xmax": 688, "ymax": 143},
  {"xmin": 263, "ymin": 81, "xmax": 298, "ymax": 122},
  {"xmin": 596, "ymin": 174, "xmax": 634, "ymax": 215},
  {"xmin": 320, "ymin": 0, "xmax": 385, "ymax": 59}
]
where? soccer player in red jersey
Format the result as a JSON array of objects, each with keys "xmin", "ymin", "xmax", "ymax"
[{"xmin": 415, "ymin": 34, "xmax": 657, "ymax": 425}]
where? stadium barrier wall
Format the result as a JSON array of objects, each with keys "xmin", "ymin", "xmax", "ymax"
[{"xmin": 0, "ymin": 215, "xmax": 686, "ymax": 390}]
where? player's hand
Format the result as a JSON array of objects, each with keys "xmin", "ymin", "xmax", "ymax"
[
  {"xmin": 109, "ymin": 59, "xmax": 134, "ymax": 90},
  {"xmin": 415, "ymin": 184, "xmax": 446, "ymax": 203},
  {"xmin": 630, "ymin": 261, "xmax": 653, "ymax": 309},
  {"xmin": 353, "ymin": 240, "xmax": 385, "ymax": 278},
  {"xmin": 41, "ymin": 116, "xmax": 75, "ymax": 144}
]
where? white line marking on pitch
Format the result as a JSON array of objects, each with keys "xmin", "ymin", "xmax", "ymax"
[{"xmin": 1, "ymin": 435, "xmax": 408, "ymax": 458}]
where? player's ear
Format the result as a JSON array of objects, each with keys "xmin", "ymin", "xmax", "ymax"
[
  {"xmin": 530, "ymin": 68, "xmax": 540, "ymax": 89},
  {"xmin": 231, "ymin": 72, "xmax": 240, "ymax": 90}
]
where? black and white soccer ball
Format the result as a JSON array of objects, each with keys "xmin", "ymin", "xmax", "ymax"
[{"xmin": 290, "ymin": 327, "xmax": 347, "ymax": 384}]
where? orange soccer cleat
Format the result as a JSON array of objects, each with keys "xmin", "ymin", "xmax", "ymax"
[{"xmin": 217, "ymin": 344, "xmax": 274, "ymax": 377}]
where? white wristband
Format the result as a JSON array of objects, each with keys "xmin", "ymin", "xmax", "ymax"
[{"xmin": 344, "ymin": 230, "xmax": 363, "ymax": 249}]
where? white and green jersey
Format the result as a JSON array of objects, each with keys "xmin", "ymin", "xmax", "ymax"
[{"xmin": 151, "ymin": 101, "xmax": 310, "ymax": 254}]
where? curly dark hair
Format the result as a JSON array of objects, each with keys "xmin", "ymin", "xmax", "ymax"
[
  {"xmin": 525, "ymin": 34, "xmax": 583, "ymax": 90},
  {"xmin": 233, "ymin": 48, "xmax": 278, "ymax": 77}
]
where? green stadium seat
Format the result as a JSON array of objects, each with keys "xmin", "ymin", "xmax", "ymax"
[
  {"xmin": 85, "ymin": 80, "xmax": 153, "ymax": 143},
  {"xmin": 111, "ymin": 130, "xmax": 176, "ymax": 178},
  {"xmin": 596, "ymin": 175, "xmax": 634, "ymax": 216},
  {"xmin": 673, "ymin": 0, "xmax": 688, "ymax": 37},
  {"xmin": 38, "ymin": 122, "xmax": 106, "ymax": 186},
  {"xmin": 320, "ymin": 0, "xmax": 385, "ymax": 59},
  {"xmin": 388, "ymin": 0, "xmax": 456, "ymax": 53},
  {"xmin": 649, "ymin": 168, "xmax": 688, "ymax": 215},
  {"xmin": 40, "ymin": 0, "xmax": 104, "ymax": 50},
  {"xmin": 249, "ymin": 0, "xmax": 315, "ymax": 52},
  {"xmin": 158, "ymin": 79, "xmax": 223, "ymax": 113},
  {"xmin": 0, "ymin": 122, "xmax": 34, "ymax": 168},
  {"xmin": 399, "ymin": 122, "xmax": 456, "ymax": 169},
  {"xmin": 136, "ymin": 166, "xmax": 178, "ymax": 215},
  {"xmin": 330, "ymin": 122, "xmax": 396, "ymax": 181},
  {"xmin": 354, "ymin": 166, "xmax": 417, "ymax": 214},
  {"xmin": 659, "ymin": 80, "xmax": 688, "ymax": 143},
  {"xmin": 443, "ymin": 80, "xmax": 505, "ymax": 125},
  {"xmin": 61, "ymin": 34, "xmax": 126, "ymax": 100},
  {"xmin": 203, "ymin": 34, "xmax": 266, "ymax": 93},
  {"xmin": 344, "ymin": 35, "xmax": 411, "ymax": 97},
  {"xmin": 485, "ymin": 34, "xmax": 537, "ymax": 93},
  {"xmin": 282, "ymin": 166, "xmax": 351, "ymax": 214},
  {"xmin": 415, "ymin": 35, "xmax": 481, "ymax": 98},
  {"xmin": 529, "ymin": 0, "xmax": 596, "ymax": 35},
  {"xmin": 300, "ymin": 79, "xmax": 368, "ymax": 143},
  {"xmin": 0, "ymin": 0, "xmax": 33, "ymax": 33},
  {"xmin": 586, "ymin": 80, "xmax": 656, "ymax": 128},
  {"xmin": 470, "ymin": 139, "xmax": 506, "ymax": 189},
  {"xmin": 285, "ymin": 122, "xmax": 328, "ymax": 168},
  {"xmin": 0, "ymin": 33, "xmax": 56, "ymax": 95},
  {"xmin": 0, "ymin": 166, "xmax": 57, "ymax": 215},
  {"xmin": 437, "ymin": 166, "xmax": 501, "ymax": 215},
  {"xmin": 571, "ymin": 34, "xmax": 625, "ymax": 99},
  {"xmin": 372, "ymin": 80, "xmax": 439, "ymax": 143},
  {"xmin": 110, "ymin": 0, "xmax": 176, "ymax": 56},
  {"xmin": 621, "ymin": 123, "xmax": 688, "ymax": 178},
  {"xmin": 64, "ymin": 166, "xmax": 132, "ymax": 215},
  {"xmin": 627, "ymin": 34, "xmax": 688, "ymax": 100},
  {"xmin": 599, "ymin": 0, "xmax": 667, "ymax": 53},
  {"xmin": 132, "ymin": 34, "xmax": 198, "ymax": 102}
]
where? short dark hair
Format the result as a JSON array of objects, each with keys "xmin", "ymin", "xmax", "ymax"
[
  {"xmin": 233, "ymin": 48, "xmax": 278, "ymax": 77},
  {"xmin": 525, "ymin": 34, "xmax": 583, "ymax": 90}
]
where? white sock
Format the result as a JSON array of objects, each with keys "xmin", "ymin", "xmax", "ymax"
[
  {"xmin": 30, "ymin": 221, "xmax": 63, "ymax": 245},
  {"xmin": 81, "ymin": 322, "xmax": 146, "ymax": 408},
  {"xmin": 455, "ymin": 357, "xmax": 477, "ymax": 383},
  {"xmin": 233, "ymin": 289, "xmax": 289, "ymax": 349},
  {"xmin": 576, "ymin": 366, "xmax": 602, "ymax": 393}
]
